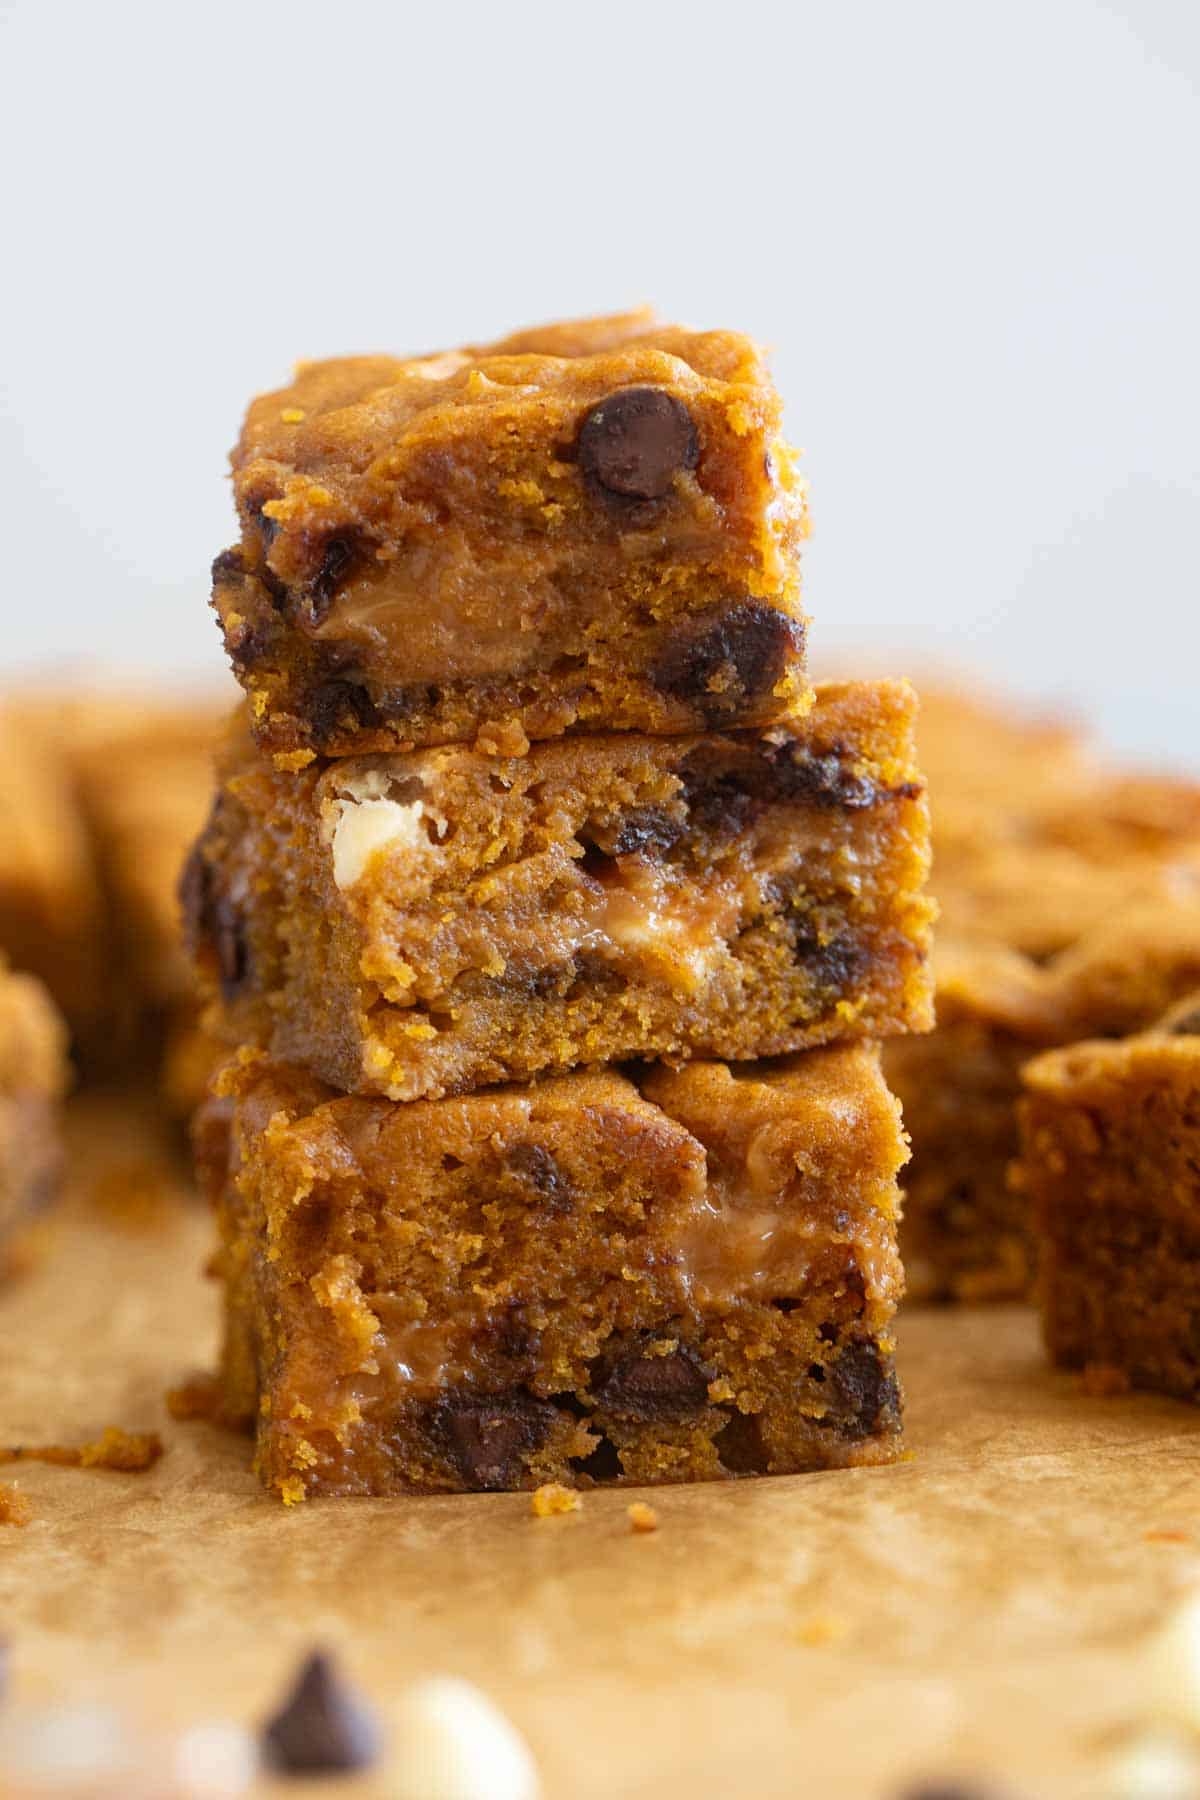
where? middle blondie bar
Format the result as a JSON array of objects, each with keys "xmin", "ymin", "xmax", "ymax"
[{"xmin": 184, "ymin": 680, "xmax": 932, "ymax": 1101}]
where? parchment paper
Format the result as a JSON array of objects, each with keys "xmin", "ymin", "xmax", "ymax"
[{"xmin": 2, "ymin": 1095, "xmax": 1199, "ymax": 1799}]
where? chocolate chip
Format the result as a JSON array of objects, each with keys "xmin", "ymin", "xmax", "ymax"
[
  {"xmin": 1167, "ymin": 1007, "xmax": 1200, "ymax": 1036},
  {"xmin": 505, "ymin": 1142, "xmax": 570, "ymax": 1205},
  {"xmin": 306, "ymin": 535, "xmax": 361, "ymax": 624},
  {"xmin": 577, "ymin": 387, "xmax": 698, "ymax": 500},
  {"xmin": 827, "ymin": 1342, "xmax": 900, "ymax": 1439},
  {"xmin": 593, "ymin": 1344, "xmax": 711, "ymax": 1421},
  {"xmin": 306, "ymin": 678, "xmax": 381, "ymax": 744},
  {"xmin": 780, "ymin": 746, "xmax": 922, "ymax": 811},
  {"xmin": 714, "ymin": 1410, "xmax": 771, "ymax": 1475},
  {"xmin": 209, "ymin": 897, "xmax": 247, "ymax": 1000},
  {"xmin": 181, "ymin": 828, "xmax": 252, "ymax": 999},
  {"xmin": 652, "ymin": 603, "xmax": 802, "ymax": 714},
  {"xmin": 583, "ymin": 806, "xmax": 684, "ymax": 859},
  {"xmin": 432, "ymin": 1392, "xmax": 557, "ymax": 1490},
  {"xmin": 895, "ymin": 1786, "xmax": 1003, "ymax": 1800},
  {"xmin": 210, "ymin": 546, "xmax": 245, "ymax": 586},
  {"xmin": 261, "ymin": 1649, "xmax": 380, "ymax": 1775},
  {"xmin": 226, "ymin": 622, "xmax": 274, "ymax": 673},
  {"xmin": 247, "ymin": 499, "xmax": 279, "ymax": 550},
  {"xmin": 789, "ymin": 923, "xmax": 868, "ymax": 993},
  {"xmin": 178, "ymin": 839, "xmax": 212, "ymax": 954},
  {"xmin": 680, "ymin": 761, "xmax": 756, "ymax": 838},
  {"xmin": 491, "ymin": 1306, "xmax": 543, "ymax": 1366}
]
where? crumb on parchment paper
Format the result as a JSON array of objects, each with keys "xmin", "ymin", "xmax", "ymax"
[
  {"xmin": 530, "ymin": 1482, "xmax": 580, "ymax": 1518},
  {"xmin": 165, "ymin": 1372, "xmax": 225, "ymax": 1423},
  {"xmin": 0, "ymin": 1426, "xmax": 163, "ymax": 1473},
  {"xmin": 627, "ymin": 1502, "xmax": 658, "ymax": 1533},
  {"xmin": 797, "ymin": 1612, "xmax": 850, "ymax": 1647}
]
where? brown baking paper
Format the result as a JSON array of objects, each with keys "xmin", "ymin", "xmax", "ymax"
[{"xmin": 3, "ymin": 1095, "xmax": 1200, "ymax": 1799}]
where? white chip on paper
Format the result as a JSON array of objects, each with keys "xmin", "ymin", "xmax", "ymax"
[
  {"xmin": 389, "ymin": 1677, "xmax": 540, "ymax": 1800},
  {"xmin": 0, "ymin": 1703, "xmax": 137, "ymax": 1780},
  {"xmin": 1096, "ymin": 1728, "xmax": 1200, "ymax": 1798},
  {"xmin": 175, "ymin": 1720, "xmax": 258, "ymax": 1796}
]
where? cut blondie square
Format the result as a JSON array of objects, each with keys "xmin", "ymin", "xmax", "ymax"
[
  {"xmin": 0, "ymin": 960, "xmax": 69, "ymax": 1274},
  {"xmin": 213, "ymin": 309, "xmax": 810, "ymax": 757},
  {"xmin": 1018, "ymin": 994, "xmax": 1200, "ymax": 1399},
  {"xmin": 887, "ymin": 902, "xmax": 1200, "ymax": 1301},
  {"xmin": 199, "ymin": 1043, "xmax": 908, "ymax": 1498},
  {"xmin": 0, "ymin": 703, "xmax": 108, "ymax": 1041},
  {"xmin": 183, "ymin": 680, "xmax": 933, "ymax": 1101}
]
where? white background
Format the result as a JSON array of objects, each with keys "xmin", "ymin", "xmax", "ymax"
[{"xmin": 1, "ymin": 0, "xmax": 1197, "ymax": 763}]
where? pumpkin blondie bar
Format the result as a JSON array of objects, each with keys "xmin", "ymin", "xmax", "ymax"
[
  {"xmin": 889, "ymin": 903, "xmax": 1200, "ymax": 1301},
  {"xmin": 1018, "ymin": 995, "xmax": 1200, "ymax": 1399},
  {"xmin": 183, "ymin": 681, "xmax": 933, "ymax": 1102},
  {"xmin": 0, "ymin": 960, "xmax": 68, "ymax": 1274},
  {"xmin": 212, "ymin": 309, "xmax": 810, "ymax": 758},
  {"xmin": 200, "ymin": 1043, "xmax": 907, "ymax": 1498}
]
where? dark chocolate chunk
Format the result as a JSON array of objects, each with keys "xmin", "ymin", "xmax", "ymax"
[
  {"xmin": 306, "ymin": 535, "xmax": 361, "ymax": 625},
  {"xmin": 226, "ymin": 622, "xmax": 274, "ymax": 673},
  {"xmin": 778, "ymin": 746, "xmax": 922, "ymax": 811},
  {"xmin": 177, "ymin": 839, "xmax": 212, "ymax": 955},
  {"xmin": 583, "ymin": 806, "xmax": 684, "ymax": 859},
  {"xmin": 652, "ymin": 602, "xmax": 801, "ymax": 714},
  {"xmin": 210, "ymin": 895, "xmax": 249, "ymax": 1000},
  {"xmin": 577, "ymin": 386, "xmax": 698, "ymax": 500},
  {"xmin": 894, "ymin": 1786, "xmax": 1003, "ymax": 1800},
  {"xmin": 714, "ymin": 1409, "xmax": 771, "ymax": 1475},
  {"xmin": 246, "ymin": 498, "xmax": 279, "ymax": 551},
  {"xmin": 306, "ymin": 678, "xmax": 381, "ymax": 745},
  {"xmin": 180, "ymin": 824, "xmax": 252, "ymax": 999},
  {"xmin": 827, "ymin": 1341, "xmax": 900, "ymax": 1439},
  {"xmin": 1167, "ymin": 1007, "xmax": 1200, "ymax": 1036},
  {"xmin": 505, "ymin": 1142, "xmax": 570, "ymax": 1206},
  {"xmin": 593, "ymin": 1343, "xmax": 711, "ymax": 1422},
  {"xmin": 261, "ymin": 1648, "xmax": 380, "ymax": 1775},
  {"xmin": 210, "ymin": 546, "xmax": 245, "ymax": 586},
  {"xmin": 789, "ymin": 923, "xmax": 868, "ymax": 993},
  {"xmin": 680, "ymin": 761, "xmax": 755, "ymax": 838},
  {"xmin": 491, "ymin": 1306, "xmax": 543, "ymax": 1366},
  {"xmin": 433, "ymin": 1392, "xmax": 557, "ymax": 1490}
]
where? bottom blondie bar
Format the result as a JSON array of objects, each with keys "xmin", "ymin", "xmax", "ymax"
[
  {"xmin": 199, "ymin": 1045, "xmax": 908, "ymax": 1498},
  {"xmin": 0, "ymin": 962, "xmax": 68, "ymax": 1272},
  {"xmin": 1018, "ymin": 995, "xmax": 1200, "ymax": 1399}
]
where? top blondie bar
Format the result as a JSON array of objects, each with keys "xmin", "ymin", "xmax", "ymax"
[{"xmin": 213, "ymin": 310, "xmax": 811, "ymax": 758}]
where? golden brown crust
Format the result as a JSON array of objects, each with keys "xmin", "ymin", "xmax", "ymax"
[{"xmin": 206, "ymin": 1045, "xmax": 907, "ymax": 1498}]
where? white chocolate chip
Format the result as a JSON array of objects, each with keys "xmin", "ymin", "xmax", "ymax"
[
  {"xmin": 175, "ymin": 1721, "xmax": 258, "ymax": 1796},
  {"xmin": 1094, "ymin": 1729, "xmax": 1200, "ymax": 1798},
  {"xmin": 330, "ymin": 796, "xmax": 426, "ymax": 890},
  {"xmin": 389, "ymin": 1677, "xmax": 539, "ymax": 1800},
  {"xmin": 0, "ymin": 1703, "xmax": 139, "ymax": 1782},
  {"xmin": 1145, "ymin": 1593, "xmax": 1200, "ymax": 1732}
]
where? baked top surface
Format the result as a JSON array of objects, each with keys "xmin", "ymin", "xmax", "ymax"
[{"xmin": 235, "ymin": 312, "xmax": 777, "ymax": 481}]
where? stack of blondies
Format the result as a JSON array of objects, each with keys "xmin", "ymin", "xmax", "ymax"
[{"xmin": 184, "ymin": 311, "xmax": 935, "ymax": 1499}]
